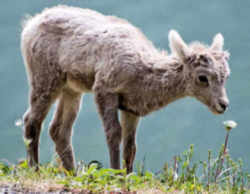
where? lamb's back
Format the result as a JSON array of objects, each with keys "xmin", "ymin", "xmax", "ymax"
[{"xmin": 21, "ymin": 6, "xmax": 160, "ymax": 86}]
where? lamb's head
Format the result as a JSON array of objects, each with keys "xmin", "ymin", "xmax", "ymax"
[{"xmin": 169, "ymin": 30, "xmax": 230, "ymax": 114}]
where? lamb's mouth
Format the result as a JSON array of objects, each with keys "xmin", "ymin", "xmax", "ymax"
[
  {"xmin": 213, "ymin": 109, "xmax": 225, "ymax": 115},
  {"xmin": 198, "ymin": 98, "xmax": 224, "ymax": 115},
  {"xmin": 211, "ymin": 104, "xmax": 226, "ymax": 115}
]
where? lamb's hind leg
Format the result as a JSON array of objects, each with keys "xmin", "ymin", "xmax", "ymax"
[
  {"xmin": 121, "ymin": 111, "xmax": 140, "ymax": 173},
  {"xmin": 49, "ymin": 88, "xmax": 82, "ymax": 171},
  {"xmin": 23, "ymin": 89, "xmax": 56, "ymax": 168}
]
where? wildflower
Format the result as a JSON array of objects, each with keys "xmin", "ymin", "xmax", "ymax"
[
  {"xmin": 223, "ymin": 120, "xmax": 237, "ymax": 131},
  {"xmin": 174, "ymin": 171, "xmax": 178, "ymax": 181},
  {"xmin": 15, "ymin": 119, "xmax": 23, "ymax": 127}
]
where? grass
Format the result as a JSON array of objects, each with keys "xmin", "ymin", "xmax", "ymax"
[{"xmin": 0, "ymin": 120, "xmax": 249, "ymax": 193}]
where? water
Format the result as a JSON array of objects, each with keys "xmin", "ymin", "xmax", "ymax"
[{"xmin": 0, "ymin": 0, "xmax": 249, "ymax": 172}]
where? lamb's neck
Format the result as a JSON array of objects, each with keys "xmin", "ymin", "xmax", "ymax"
[{"xmin": 141, "ymin": 56, "xmax": 188, "ymax": 112}]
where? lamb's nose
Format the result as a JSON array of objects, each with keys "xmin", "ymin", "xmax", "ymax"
[
  {"xmin": 219, "ymin": 102, "xmax": 227, "ymax": 111},
  {"xmin": 219, "ymin": 100, "xmax": 229, "ymax": 111}
]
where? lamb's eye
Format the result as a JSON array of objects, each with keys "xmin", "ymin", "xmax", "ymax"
[{"xmin": 198, "ymin": 75, "xmax": 209, "ymax": 86}]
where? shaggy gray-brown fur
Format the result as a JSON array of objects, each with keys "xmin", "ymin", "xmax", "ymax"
[{"xmin": 21, "ymin": 5, "xmax": 230, "ymax": 172}]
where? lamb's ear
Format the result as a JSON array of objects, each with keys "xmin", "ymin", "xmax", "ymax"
[
  {"xmin": 211, "ymin": 33, "xmax": 224, "ymax": 51},
  {"xmin": 169, "ymin": 30, "xmax": 190, "ymax": 61}
]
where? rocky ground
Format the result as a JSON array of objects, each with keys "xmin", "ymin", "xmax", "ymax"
[{"xmin": 0, "ymin": 185, "xmax": 139, "ymax": 194}]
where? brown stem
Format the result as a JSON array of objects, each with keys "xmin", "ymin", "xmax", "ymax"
[
  {"xmin": 207, "ymin": 150, "xmax": 211, "ymax": 191},
  {"xmin": 173, "ymin": 156, "xmax": 178, "ymax": 174},
  {"xmin": 215, "ymin": 131, "xmax": 230, "ymax": 183}
]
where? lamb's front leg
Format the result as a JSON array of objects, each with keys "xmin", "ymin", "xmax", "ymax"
[
  {"xmin": 121, "ymin": 111, "xmax": 140, "ymax": 173},
  {"xmin": 95, "ymin": 92, "xmax": 122, "ymax": 169}
]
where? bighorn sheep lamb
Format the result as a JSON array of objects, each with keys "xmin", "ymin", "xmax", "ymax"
[{"xmin": 21, "ymin": 5, "xmax": 230, "ymax": 173}]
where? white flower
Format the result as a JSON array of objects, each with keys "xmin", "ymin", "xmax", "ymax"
[
  {"xmin": 15, "ymin": 119, "xmax": 23, "ymax": 127},
  {"xmin": 223, "ymin": 120, "xmax": 237, "ymax": 131},
  {"xmin": 174, "ymin": 172, "xmax": 178, "ymax": 181}
]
